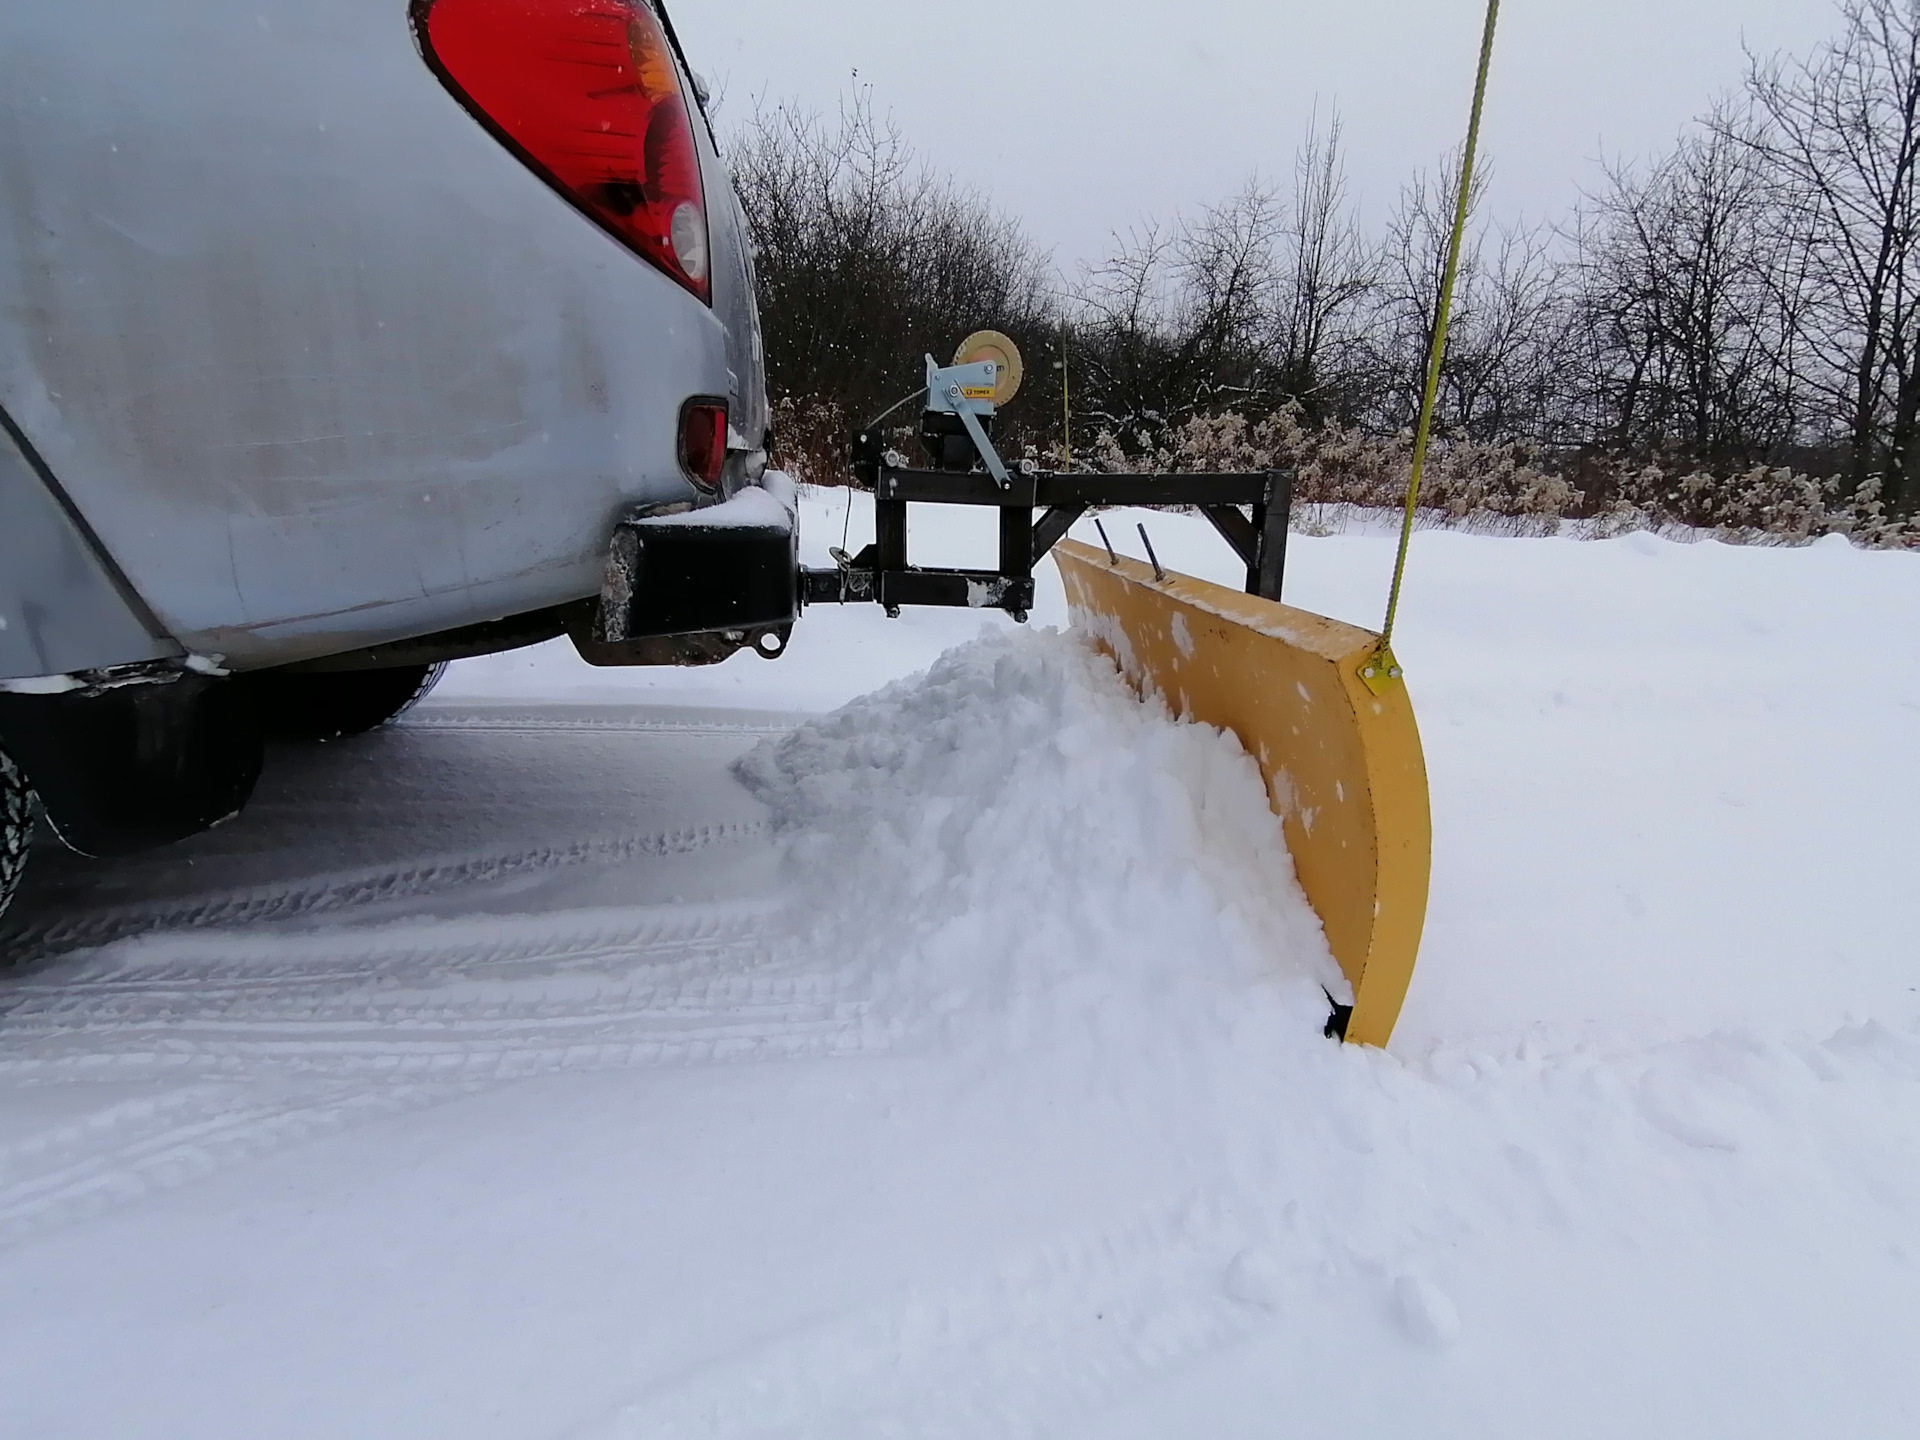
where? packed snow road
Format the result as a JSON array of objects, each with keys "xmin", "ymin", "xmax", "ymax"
[
  {"xmin": 0, "ymin": 706, "xmax": 819, "ymax": 1241},
  {"xmin": 0, "ymin": 492, "xmax": 1917, "ymax": 1438}
]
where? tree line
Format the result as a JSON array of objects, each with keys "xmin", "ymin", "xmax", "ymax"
[{"xmin": 729, "ymin": 0, "xmax": 1920, "ymax": 532}]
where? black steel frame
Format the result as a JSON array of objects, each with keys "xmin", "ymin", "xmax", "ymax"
[{"xmin": 800, "ymin": 463, "xmax": 1294, "ymax": 620}]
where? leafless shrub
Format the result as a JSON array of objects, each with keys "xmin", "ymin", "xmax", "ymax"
[
  {"xmin": 728, "ymin": 88, "xmax": 1054, "ymax": 436},
  {"xmin": 1089, "ymin": 402, "xmax": 1917, "ymax": 546},
  {"xmin": 768, "ymin": 395, "xmax": 848, "ymax": 487}
]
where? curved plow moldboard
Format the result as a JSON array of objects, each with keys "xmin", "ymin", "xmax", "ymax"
[{"xmin": 1054, "ymin": 539, "xmax": 1431, "ymax": 1048}]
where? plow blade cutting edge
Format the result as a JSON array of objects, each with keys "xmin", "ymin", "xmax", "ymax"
[{"xmin": 1054, "ymin": 539, "xmax": 1431, "ymax": 1049}]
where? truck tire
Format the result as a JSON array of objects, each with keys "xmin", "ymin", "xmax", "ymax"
[
  {"xmin": 247, "ymin": 662, "xmax": 448, "ymax": 742},
  {"xmin": 0, "ymin": 746, "xmax": 30, "ymax": 924}
]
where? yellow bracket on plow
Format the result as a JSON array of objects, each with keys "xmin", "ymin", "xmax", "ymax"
[{"xmin": 1055, "ymin": 540, "xmax": 1432, "ymax": 1048}]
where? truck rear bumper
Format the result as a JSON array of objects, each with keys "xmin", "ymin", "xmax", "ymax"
[{"xmin": 572, "ymin": 483, "xmax": 798, "ymax": 668}]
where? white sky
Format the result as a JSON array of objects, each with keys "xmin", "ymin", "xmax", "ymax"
[{"xmin": 675, "ymin": 0, "xmax": 1842, "ymax": 276}]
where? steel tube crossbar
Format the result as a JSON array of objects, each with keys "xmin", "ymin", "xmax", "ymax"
[
  {"xmin": 805, "ymin": 464, "xmax": 1293, "ymax": 620},
  {"xmin": 873, "ymin": 468, "xmax": 1272, "ymax": 508}
]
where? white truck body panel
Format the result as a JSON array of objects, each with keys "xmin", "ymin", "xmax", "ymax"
[{"xmin": 0, "ymin": 0, "xmax": 763, "ymax": 671}]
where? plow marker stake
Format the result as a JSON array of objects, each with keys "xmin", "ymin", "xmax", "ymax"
[{"xmin": 1055, "ymin": 539, "xmax": 1431, "ymax": 1048}]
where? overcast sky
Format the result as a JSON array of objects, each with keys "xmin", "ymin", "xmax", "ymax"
[{"xmin": 674, "ymin": 0, "xmax": 1844, "ymax": 275}]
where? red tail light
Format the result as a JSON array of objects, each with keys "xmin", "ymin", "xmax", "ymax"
[
  {"xmin": 679, "ymin": 398, "xmax": 727, "ymax": 488},
  {"xmin": 413, "ymin": 0, "xmax": 711, "ymax": 303}
]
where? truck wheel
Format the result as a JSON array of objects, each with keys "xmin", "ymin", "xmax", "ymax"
[
  {"xmin": 0, "ymin": 746, "xmax": 30, "ymax": 924},
  {"xmin": 247, "ymin": 662, "xmax": 448, "ymax": 742}
]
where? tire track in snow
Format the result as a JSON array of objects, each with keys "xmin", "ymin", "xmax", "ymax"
[
  {"xmin": 0, "ymin": 898, "xmax": 917, "ymax": 1249},
  {"xmin": 0, "ymin": 979, "xmax": 896, "ymax": 1248},
  {"xmin": 0, "ymin": 1081, "xmax": 456, "ymax": 1249},
  {"xmin": 0, "ymin": 980, "xmax": 877, "ymax": 1079},
  {"xmin": 0, "ymin": 821, "xmax": 768, "ymax": 962},
  {"xmin": 0, "ymin": 708, "xmax": 827, "ymax": 1247},
  {"xmin": 1, "ymin": 904, "xmax": 784, "ymax": 1013},
  {"xmin": 575, "ymin": 1197, "xmax": 1274, "ymax": 1440}
]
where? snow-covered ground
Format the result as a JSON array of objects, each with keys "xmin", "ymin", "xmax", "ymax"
[{"xmin": 1, "ymin": 489, "xmax": 1916, "ymax": 1437}]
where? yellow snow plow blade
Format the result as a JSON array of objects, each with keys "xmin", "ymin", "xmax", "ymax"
[{"xmin": 1054, "ymin": 539, "xmax": 1431, "ymax": 1048}]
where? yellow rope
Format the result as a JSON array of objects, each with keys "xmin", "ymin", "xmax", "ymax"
[{"xmin": 1364, "ymin": 0, "xmax": 1502, "ymax": 693}]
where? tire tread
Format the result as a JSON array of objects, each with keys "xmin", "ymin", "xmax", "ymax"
[{"xmin": 0, "ymin": 748, "xmax": 32, "ymax": 924}]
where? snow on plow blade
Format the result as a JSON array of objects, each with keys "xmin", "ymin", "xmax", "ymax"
[{"xmin": 1054, "ymin": 539, "xmax": 1431, "ymax": 1048}]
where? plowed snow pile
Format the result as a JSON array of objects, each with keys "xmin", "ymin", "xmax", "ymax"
[
  {"xmin": 735, "ymin": 632, "xmax": 1339, "ymax": 1050},
  {"xmin": 2, "ymin": 493, "xmax": 1917, "ymax": 1438}
]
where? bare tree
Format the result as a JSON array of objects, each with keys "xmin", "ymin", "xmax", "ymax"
[
  {"xmin": 729, "ymin": 88, "xmax": 1054, "ymax": 431},
  {"xmin": 1366, "ymin": 149, "xmax": 1486, "ymax": 431},
  {"xmin": 1739, "ymin": 0, "xmax": 1920, "ymax": 505},
  {"xmin": 1273, "ymin": 111, "xmax": 1377, "ymax": 423},
  {"xmin": 1070, "ymin": 221, "xmax": 1179, "ymax": 441},
  {"xmin": 1070, "ymin": 183, "xmax": 1287, "ymax": 450},
  {"xmin": 1571, "ymin": 114, "xmax": 1808, "ymax": 461},
  {"xmin": 1172, "ymin": 180, "xmax": 1285, "ymax": 410},
  {"xmin": 1452, "ymin": 223, "xmax": 1570, "ymax": 442},
  {"xmin": 1069, "ymin": 130, "xmax": 1379, "ymax": 456}
]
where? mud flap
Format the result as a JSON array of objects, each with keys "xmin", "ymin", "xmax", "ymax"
[
  {"xmin": 1053, "ymin": 539, "xmax": 1431, "ymax": 1048},
  {"xmin": 0, "ymin": 672, "xmax": 263, "ymax": 858}
]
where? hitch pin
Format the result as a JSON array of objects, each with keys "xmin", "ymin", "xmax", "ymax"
[
  {"xmin": 1137, "ymin": 523, "xmax": 1166, "ymax": 582},
  {"xmin": 1094, "ymin": 517, "xmax": 1119, "ymax": 566}
]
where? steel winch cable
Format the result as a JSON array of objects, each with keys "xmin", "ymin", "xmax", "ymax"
[
  {"xmin": 863, "ymin": 385, "xmax": 929, "ymax": 433},
  {"xmin": 837, "ymin": 386, "xmax": 933, "ymax": 559},
  {"xmin": 1364, "ymin": 0, "xmax": 1502, "ymax": 693}
]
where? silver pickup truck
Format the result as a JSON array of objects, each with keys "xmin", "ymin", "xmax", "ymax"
[{"xmin": 0, "ymin": 0, "xmax": 796, "ymax": 918}]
